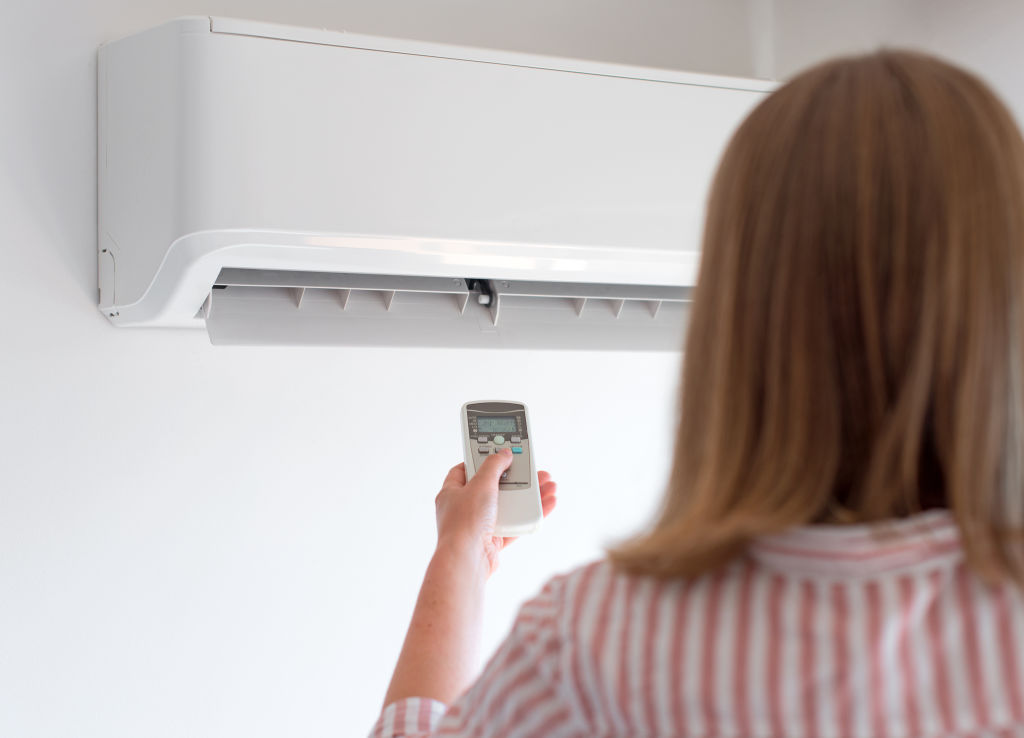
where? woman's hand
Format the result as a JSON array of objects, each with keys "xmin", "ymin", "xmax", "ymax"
[
  {"xmin": 435, "ymin": 450, "xmax": 557, "ymax": 576},
  {"xmin": 382, "ymin": 456, "xmax": 557, "ymax": 707}
]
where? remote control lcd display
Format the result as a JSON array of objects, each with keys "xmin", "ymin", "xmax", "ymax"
[{"xmin": 478, "ymin": 417, "xmax": 516, "ymax": 433}]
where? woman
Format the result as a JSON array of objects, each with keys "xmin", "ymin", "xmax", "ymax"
[{"xmin": 371, "ymin": 51, "xmax": 1024, "ymax": 737}]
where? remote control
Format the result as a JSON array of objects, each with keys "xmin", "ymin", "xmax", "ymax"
[{"xmin": 461, "ymin": 400, "xmax": 542, "ymax": 536}]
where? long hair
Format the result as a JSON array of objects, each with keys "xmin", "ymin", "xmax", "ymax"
[{"xmin": 610, "ymin": 51, "xmax": 1024, "ymax": 583}]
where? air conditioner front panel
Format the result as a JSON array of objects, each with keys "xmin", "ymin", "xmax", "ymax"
[{"xmin": 97, "ymin": 18, "xmax": 772, "ymax": 332}]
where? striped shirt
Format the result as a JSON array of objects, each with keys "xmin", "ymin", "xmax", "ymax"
[{"xmin": 370, "ymin": 511, "xmax": 1024, "ymax": 737}]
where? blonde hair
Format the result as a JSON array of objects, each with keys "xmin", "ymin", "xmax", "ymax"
[{"xmin": 610, "ymin": 51, "xmax": 1024, "ymax": 583}]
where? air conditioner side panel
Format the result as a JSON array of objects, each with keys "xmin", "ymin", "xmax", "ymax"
[{"xmin": 98, "ymin": 18, "xmax": 210, "ymax": 316}]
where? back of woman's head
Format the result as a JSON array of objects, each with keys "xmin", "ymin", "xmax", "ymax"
[{"xmin": 611, "ymin": 50, "xmax": 1024, "ymax": 583}]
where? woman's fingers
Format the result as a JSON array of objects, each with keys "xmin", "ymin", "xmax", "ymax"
[
  {"xmin": 443, "ymin": 462, "xmax": 467, "ymax": 487},
  {"xmin": 541, "ymin": 490, "xmax": 557, "ymax": 518},
  {"xmin": 446, "ymin": 463, "xmax": 547, "ymax": 491},
  {"xmin": 539, "ymin": 479, "xmax": 557, "ymax": 518}
]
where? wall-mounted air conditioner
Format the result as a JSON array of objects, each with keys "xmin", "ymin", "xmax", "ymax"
[{"xmin": 98, "ymin": 17, "xmax": 773, "ymax": 348}]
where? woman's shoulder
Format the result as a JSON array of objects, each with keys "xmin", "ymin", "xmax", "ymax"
[
  {"xmin": 549, "ymin": 555, "xmax": 728, "ymax": 597},
  {"xmin": 536, "ymin": 556, "xmax": 765, "ymax": 647},
  {"xmin": 518, "ymin": 559, "xmax": 619, "ymax": 628},
  {"xmin": 540, "ymin": 558, "xmax": 616, "ymax": 602},
  {"xmin": 536, "ymin": 556, "xmax": 706, "ymax": 623}
]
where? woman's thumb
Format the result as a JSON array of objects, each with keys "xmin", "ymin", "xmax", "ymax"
[{"xmin": 476, "ymin": 449, "xmax": 514, "ymax": 484}]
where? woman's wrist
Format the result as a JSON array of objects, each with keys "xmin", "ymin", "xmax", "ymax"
[{"xmin": 433, "ymin": 535, "xmax": 489, "ymax": 578}]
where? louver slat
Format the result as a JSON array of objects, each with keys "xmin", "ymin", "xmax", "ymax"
[{"xmin": 206, "ymin": 269, "xmax": 692, "ymax": 349}]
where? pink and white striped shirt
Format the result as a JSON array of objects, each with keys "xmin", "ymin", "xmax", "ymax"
[{"xmin": 371, "ymin": 511, "xmax": 1024, "ymax": 737}]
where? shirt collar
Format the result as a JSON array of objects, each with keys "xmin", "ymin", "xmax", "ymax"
[{"xmin": 748, "ymin": 509, "xmax": 963, "ymax": 578}]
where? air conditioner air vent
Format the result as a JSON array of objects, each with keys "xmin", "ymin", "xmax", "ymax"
[{"xmin": 204, "ymin": 269, "xmax": 691, "ymax": 349}]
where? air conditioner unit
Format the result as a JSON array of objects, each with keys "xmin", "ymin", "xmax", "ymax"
[{"xmin": 97, "ymin": 17, "xmax": 773, "ymax": 348}]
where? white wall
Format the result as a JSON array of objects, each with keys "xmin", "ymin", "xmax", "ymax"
[
  {"xmin": 0, "ymin": 2, "xmax": 752, "ymax": 736},
  {"xmin": 769, "ymin": 0, "xmax": 1024, "ymax": 124}
]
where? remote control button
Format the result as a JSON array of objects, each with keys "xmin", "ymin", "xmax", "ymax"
[
  {"xmin": 510, "ymin": 436, "xmax": 522, "ymax": 443},
  {"xmin": 493, "ymin": 435, "xmax": 506, "ymax": 445},
  {"xmin": 500, "ymin": 470, "xmax": 509, "ymax": 480},
  {"xmin": 477, "ymin": 447, "xmax": 490, "ymax": 454},
  {"xmin": 512, "ymin": 446, "xmax": 523, "ymax": 454},
  {"xmin": 477, "ymin": 435, "xmax": 488, "ymax": 443}
]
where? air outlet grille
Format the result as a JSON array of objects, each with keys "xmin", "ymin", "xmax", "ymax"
[{"xmin": 204, "ymin": 268, "xmax": 692, "ymax": 349}]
